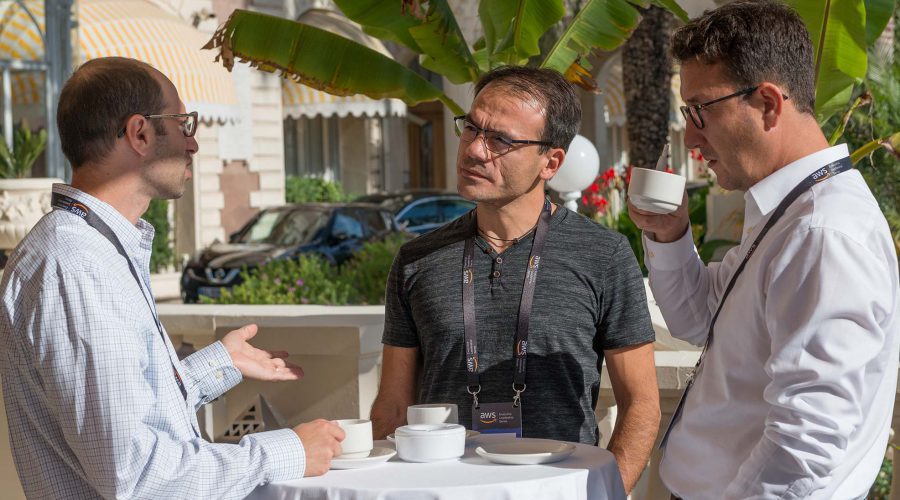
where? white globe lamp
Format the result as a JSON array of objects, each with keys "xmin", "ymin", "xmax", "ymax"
[{"xmin": 548, "ymin": 134, "xmax": 600, "ymax": 211}]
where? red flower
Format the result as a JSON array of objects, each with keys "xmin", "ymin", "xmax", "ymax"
[
  {"xmin": 589, "ymin": 181, "xmax": 600, "ymax": 193},
  {"xmin": 665, "ymin": 167, "xmax": 674, "ymax": 174}
]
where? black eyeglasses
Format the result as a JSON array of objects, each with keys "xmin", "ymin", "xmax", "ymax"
[
  {"xmin": 454, "ymin": 116, "xmax": 552, "ymax": 154},
  {"xmin": 681, "ymin": 86, "xmax": 768, "ymax": 129},
  {"xmin": 117, "ymin": 111, "xmax": 199, "ymax": 138}
]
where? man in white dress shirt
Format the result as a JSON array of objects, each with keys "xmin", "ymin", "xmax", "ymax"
[{"xmin": 629, "ymin": 1, "xmax": 900, "ymax": 498}]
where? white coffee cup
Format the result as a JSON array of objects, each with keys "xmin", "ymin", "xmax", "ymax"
[
  {"xmin": 628, "ymin": 167, "xmax": 686, "ymax": 214},
  {"xmin": 407, "ymin": 403, "xmax": 459, "ymax": 426},
  {"xmin": 335, "ymin": 418, "xmax": 373, "ymax": 459}
]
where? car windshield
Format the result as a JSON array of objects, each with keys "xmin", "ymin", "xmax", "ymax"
[{"xmin": 236, "ymin": 209, "xmax": 328, "ymax": 245}]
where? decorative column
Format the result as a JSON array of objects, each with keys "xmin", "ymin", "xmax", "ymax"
[{"xmin": 44, "ymin": 0, "xmax": 75, "ymax": 181}]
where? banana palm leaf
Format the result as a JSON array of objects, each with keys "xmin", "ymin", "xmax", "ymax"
[
  {"xmin": 204, "ymin": 10, "xmax": 464, "ymax": 115},
  {"xmin": 786, "ymin": 0, "xmax": 868, "ymax": 123},
  {"xmin": 850, "ymin": 132, "xmax": 900, "ymax": 165},
  {"xmin": 540, "ymin": 0, "xmax": 687, "ymax": 88},
  {"xmin": 332, "ymin": 0, "xmax": 423, "ymax": 53},
  {"xmin": 863, "ymin": 0, "xmax": 894, "ymax": 46},
  {"xmin": 334, "ymin": 0, "xmax": 479, "ymax": 84},
  {"xmin": 409, "ymin": 1, "xmax": 481, "ymax": 83},
  {"xmin": 478, "ymin": 0, "xmax": 565, "ymax": 66}
]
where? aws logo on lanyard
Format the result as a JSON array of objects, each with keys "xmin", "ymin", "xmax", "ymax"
[
  {"xmin": 479, "ymin": 411, "xmax": 497, "ymax": 424},
  {"xmin": 528, "ymin": 255, "xmax": 541, "ymax": 270},
  {"xmin": 516, "ymin": 340, "xmax": 527, "ymax": 356},
  {"xmin": 467, "ymin": 355, "xmax": 478, "ymax": 373},
  {"xmin": 812, "ymin": 167, "xmax": 832, "ymax": 183},
  {"xmin": 462, "ymin": 268, "xmax": 474, "ymax": 284}
]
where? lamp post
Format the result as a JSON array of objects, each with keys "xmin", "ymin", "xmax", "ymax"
[{"xmin": 548, "ymin": 134, "xmax": 600, "ymax": 211}]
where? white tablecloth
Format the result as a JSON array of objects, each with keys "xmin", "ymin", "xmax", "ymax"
[{"xmin": 248, "ymin": 436, "xmax": 626, "ymax": 500}]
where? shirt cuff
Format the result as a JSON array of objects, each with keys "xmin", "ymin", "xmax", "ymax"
[
  {"xmin": 242, "ymin": 428, "xmax": 307, "ymax": 481},
  {"xmin": 181, "ymin": 341, "xmax": 242, "ymax": 403},
  {"xmin": 642, "ymin": 227, "xmax": 699, "ymax": 271}
]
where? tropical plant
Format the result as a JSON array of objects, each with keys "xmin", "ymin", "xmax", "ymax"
[
  {"xmin": 785, "ymin": 0, "xmax": 898, "ymax": 163},
  {"xmin": 204, "ymin": 0, "xmax": 689, "ymax": 115},
  {"xmin": 144, "ymin": 199, "xmax": 174, "ymax": 273},
  {"xmin": 207, "ymin": 234, "xmax": 406, "ymax": 304},
  {"xmin": 285, "ymin": 176, "xmax": 351, "ymax": 203},
  {"xmin": 0, "ymin": 120, "xmax": 47, "ymax": 179}
]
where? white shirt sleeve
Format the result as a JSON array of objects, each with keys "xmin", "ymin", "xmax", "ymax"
[
  {"xmin": 643, "ymin": 227, "xmax": 719, "ymax": 346},
  {"xmin": 724, "ymin": 226, "xmax": 896, "ymax": 497},
  {"xmin": 181, "ymin": 341, "xmax": 243, "ymax": 409}
]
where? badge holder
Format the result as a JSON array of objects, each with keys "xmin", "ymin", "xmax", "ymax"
[{"xmin": 470, "ymin": 384, "xmax": 524, "ymax": 437}]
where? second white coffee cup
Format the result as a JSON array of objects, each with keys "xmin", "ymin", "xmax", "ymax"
[
  {"xmin": 407, "ymin": 403, "xmax": 459, "ymax": 425},
  {"xmin": 335, "ymin": 418, "xmax": 373, "ymax": 459}
]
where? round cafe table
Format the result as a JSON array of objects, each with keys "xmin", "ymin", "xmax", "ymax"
[{"xmin": 247, "ymin": 436, "xmax": 626, "ymax": 500}]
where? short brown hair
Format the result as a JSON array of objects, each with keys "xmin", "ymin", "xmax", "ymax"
[
  {"xmin": 473, "ymin": 66, "xmax": 581, "ymax": 153},
  {"xmin": 671, "ymin": 0, "xmax": 816, "ymax": 115},
  {"xmin": 57, "ymin": 57, "xmax": 166, "ymax": 167}
]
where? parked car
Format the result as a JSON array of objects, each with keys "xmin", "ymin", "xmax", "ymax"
[
  {"xmin": 355, "ymin": 190, "xmax": 475, "ymax": 235},
  {"xmin": 180, "ymin": 203, "xmax": 402, "ymax": 303}
]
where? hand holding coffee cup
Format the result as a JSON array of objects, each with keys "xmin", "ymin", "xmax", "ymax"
[
  {"xmin": 627, "ymin": 144, "xmax": 691, "ymax": 243},
  {"xmin": 335, "ymin": 419, "xmax": 373, "ymax": 459},
  {"xmin": 627, "ymin": 144, "xmax": 686, "ymax": 215},
  {"xmin": 407, "ymin": 403, "xmax": 459, "ymax": 425}
]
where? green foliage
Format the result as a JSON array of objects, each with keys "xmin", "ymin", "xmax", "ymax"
[
  {"xmin": 144, "ymin": 199, "xmax": 174, "ymax": 273},
  {"xmin": 868, "ymin": 456, "xmax": 892, "ymax": 499},
  {"xmin": 0, "ymin": 120, "xmax": 48, "ymax": 179},
  {"xmin": 285, "ymin": 176, "xmax": 351, "ymax": 203},
  {"xmin": 207, "ymin": 235, "xmax": 407, "ymax": 305},
  {"xmin": 205, "ymin": 1, "xmax": 688, "ymax": 113},
  {"xmin": 337, "ymin": 234, "xmax": 409, "ymax": 304},
  {"xmin": 822, "ymin": 33, "xmax": 900, "ymax": 256},
  {"xmin": 209, "ymin": 255, "xmax": 353, "ymax": 305}
]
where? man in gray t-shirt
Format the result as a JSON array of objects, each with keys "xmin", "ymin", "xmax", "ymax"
[{"xmin": 370, "ymin": 66, "xmax": 659, "ymax": 494}]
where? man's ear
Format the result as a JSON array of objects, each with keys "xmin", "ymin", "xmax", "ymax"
[
  {"xmin": 757, "ymin": 82, "xmax": 787, "ymax": 131},
  {"xmin": 541, "ymin": 147, "xmax": 566, "ymax": 181},
  {"xmin": 122, "ymin": 115, "xmax": 154, "ymax": 157}
]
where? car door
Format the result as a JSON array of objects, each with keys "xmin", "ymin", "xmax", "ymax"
[{"xmin": 329, "ymin": 208, "xmax": 367, "ymax": 264}]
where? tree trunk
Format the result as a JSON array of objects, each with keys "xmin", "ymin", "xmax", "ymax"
[{"xmin": 623, "ymin": 6, "xmax": 674, "ymax": 170}]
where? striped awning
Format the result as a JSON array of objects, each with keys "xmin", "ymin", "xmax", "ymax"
[
  {"xmin": 596, "ymin": 51, "xmax": 685, "ymax": 130},
  {"xmin": 0, "ymin": 0, "xmax": 239, "ymax": 123},
  {"xmin": 282, "ymin": 8, "xmax": 405, "ymax": 119},
  {"xmin": 282, "ymin": 81, "xmax": 405, "ymax": 119}
]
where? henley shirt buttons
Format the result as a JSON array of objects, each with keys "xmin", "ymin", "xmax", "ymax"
[
  {"xmin": 495, "ymin": 257, "xmax": 502, "ymax": 264},
  {"xmin": 492, "ymin": 270, "xmax": 501, "ymax": 278}
]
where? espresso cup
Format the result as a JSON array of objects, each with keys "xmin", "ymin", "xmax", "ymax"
[
  {"xmin": 335, "ymin": 418, "xmax": 373, "ymax": 459},
  {"xmin": 407, "ymin": 403, "xmax": 459, "ymax": 426},
  {"xmin": 627, "ymin": 167, "xmax": 686, "ymax": 214}
]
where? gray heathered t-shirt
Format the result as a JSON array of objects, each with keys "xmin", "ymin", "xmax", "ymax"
[{"xmin": 382, "ymin": 204, "xmax": 655, "ymax": 444}]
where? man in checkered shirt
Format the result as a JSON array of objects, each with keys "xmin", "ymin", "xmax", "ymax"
[{"xmin": 0, "ymin": 57, "xmax": 344, "ymax": 498}]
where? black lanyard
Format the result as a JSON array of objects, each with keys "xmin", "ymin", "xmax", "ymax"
[
  {"xmin": 660, "ymin": 156, "xmax": 853, "ymax": 448},
  {"xmin": 462, "ymin": 199, "xmax": 552, "ymax": 408},
  {"xmin": 51, "ymin": 192, "xmax": 189, "ymax": 402}
]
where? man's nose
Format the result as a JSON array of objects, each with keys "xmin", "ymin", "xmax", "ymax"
[
  {"xmin": 682, "ymin": 119, "xmax": 704, "ymax": 151},
  {"xmin": 463, "ymin": 132, "xmax": 490, "ymax": 160},
  {"xmin": 187, "ymin": 135, "xmax": 199, "ymax": 155}
]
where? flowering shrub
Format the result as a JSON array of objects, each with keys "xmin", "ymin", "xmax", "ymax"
[
  {"xmin": 207, "ymin": 234, "xmax": 407, "ymax": 305},
  {"xmin": 577, "ymin": 154, "xmax": 727, "ymax": 273}
]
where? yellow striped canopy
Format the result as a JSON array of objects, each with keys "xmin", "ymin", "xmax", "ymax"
[
  {"xmin": 282, "ymin": 80, "xmax": 405, "ymax": 119},
  {"xmin": 281, "ymin": 8, "xmax": 405, "ymax": 119},
  {"xmin": 0, "ymin": 0, "xmax": 239, "ymax": 123}
]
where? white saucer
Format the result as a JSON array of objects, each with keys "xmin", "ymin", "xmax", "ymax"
[
  {"xmin": 386, "ymin": 429, "xmax": 480, "ymax": 442},
  {"xmin": 330, "ymin": 447, "xmax": 396, "ymax": 469},
  {"xmin": 475, "ymin": 438, "xmax": 576, "ymax": 465}
]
